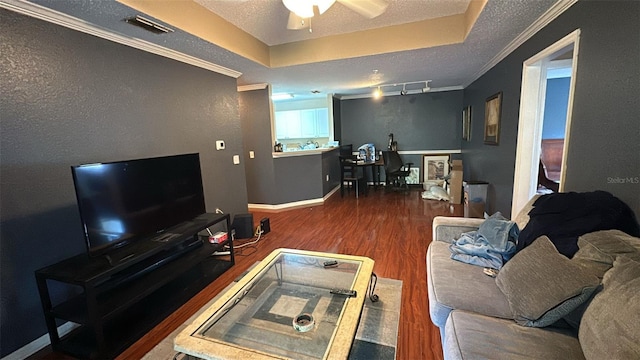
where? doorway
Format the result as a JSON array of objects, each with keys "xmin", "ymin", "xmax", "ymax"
[{"xmin": 511, "ymin": 30, "xmax": 580, "ymax": 217}]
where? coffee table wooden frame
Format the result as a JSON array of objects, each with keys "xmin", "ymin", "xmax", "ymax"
[{"xmin": 174, "ymin": 248, "xmax": 375, "ymax": 360}]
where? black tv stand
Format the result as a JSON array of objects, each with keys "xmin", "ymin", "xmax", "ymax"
[{"xmin": 35, "ymin": 213, "xmax": 234, "ymax": 359}]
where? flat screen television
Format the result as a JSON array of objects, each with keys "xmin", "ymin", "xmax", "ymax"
[{"xmin": 71, "ymin": 153, "xmax": 206, "ymax": 257}]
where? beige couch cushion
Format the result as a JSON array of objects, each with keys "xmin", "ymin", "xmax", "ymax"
[
  {"xmin": 444, "ymin": 310, "xmax": 584, "ymax": 360},
  {"xmin": 513, "ymin": 194, "xmax": 540, "ymax": 230},
  {"xmin": 496, "ymin": 236, "xmax": 599, "ymax": 327},
  {"xmin": 427, "ymin": 241, "xmax": 511, "ymax": 328},
  {"xmin": 579, "ymin": 256, "xmax": 640, "ymax": 360},
  {"xmin": 572, "ymin": 229, "xmax": 640, "ymax": 279}
]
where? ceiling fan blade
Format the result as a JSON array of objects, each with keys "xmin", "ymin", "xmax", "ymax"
[
  {"xmin": 287, "ymin": 11, "xmax": 309, "ymax": 30},
  {"xmin": 337, "ymin": 0, "xmax": 388, "ymax": 19}
]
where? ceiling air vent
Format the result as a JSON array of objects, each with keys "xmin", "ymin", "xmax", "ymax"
[{"xmin": 125, "ymin": 15, "xmax": 174, "ymax": 34}]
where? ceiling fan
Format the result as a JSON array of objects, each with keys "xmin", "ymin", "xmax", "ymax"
[{"xmin": 284, "ymin": 0, "xmax": 389, "ymax": 30}]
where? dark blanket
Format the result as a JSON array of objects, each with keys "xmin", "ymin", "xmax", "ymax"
[{"xmin": 517, "ymin": 191, "xmax": 640, "ymax": 258}]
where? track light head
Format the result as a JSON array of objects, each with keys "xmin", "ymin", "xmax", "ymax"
[
  {"xmin": 400, "ymin": 84, "xmax": 407, "ymax": 96},
  {"xmin": 422, "ymin": 80, "xmax": 432, "ymax": 93},
  {"xmin": 373, "ymin": 86, "xmax": 382, "ymax": 98}
]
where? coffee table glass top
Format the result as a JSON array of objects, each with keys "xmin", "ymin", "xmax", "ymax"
[{"xmin": 174, "ymin": 248, "xmax": 374, "ymax": 360}]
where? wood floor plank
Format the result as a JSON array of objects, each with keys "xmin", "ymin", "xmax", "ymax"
[{"xmin": 32, "ymin": 188, "xmax": 462, "ymax": 360}]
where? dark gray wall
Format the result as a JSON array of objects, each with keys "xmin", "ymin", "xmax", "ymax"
[
  {"xmin": 0, "ymin": 9, "xmax": 248, "ymax": 356},
  {"xmin": 240, "ymin": 89, "xmax": 338, "ymax": 205},
  {"xmin": 340, "ymin": 91, "xmax": 463, "ymax": 152},
  {"xmin": 322, "ymin": 149, "xmax": 342, "ymax": 194},
  {"xmin": 340, "ymin": 91, "xmax": 463, "ymax": 181},
  {"xmin": 239, "ymin": 88, "xmax": 277, "ymax": 205},
  {"xmin": 274, "ymin": 155, "xmax": 324, "ymax": 202},
  {"xmin": 463, "ymin": 0, "xmax": 639, "ymax": 216},
  {"xmin": 332, "ymin": 96, "xmax": 342, "ymax": 142}
]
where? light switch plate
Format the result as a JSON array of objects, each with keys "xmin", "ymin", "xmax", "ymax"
[
  {"xmin": 233, "ymin": 155, "xmax": 240, "ymax": 164},
  {"xmin": 216, "ymin": 140, "xmax": 225, "ymax": 150},
  {"xmin": 249, "ymin": 151, "xmax": 255, "ymax": 159}
]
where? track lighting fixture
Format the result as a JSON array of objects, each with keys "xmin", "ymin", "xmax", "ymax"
[{"xmin": 371, "ymin": 80, "xmax": 432, "ymax": 98}]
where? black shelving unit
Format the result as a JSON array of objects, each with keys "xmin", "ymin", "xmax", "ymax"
[{"xmin": 35, "ymin": 213, "xmax": 234, "ymax": 359}]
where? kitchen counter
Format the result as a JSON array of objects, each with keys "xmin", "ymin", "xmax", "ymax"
[
  {"xmin": 246, "ymin": 147, "xmax": 341, "ymax": 209},
  {"xmin": 272, "ymin": 147, "xmax": 338, "ymax": 158}
]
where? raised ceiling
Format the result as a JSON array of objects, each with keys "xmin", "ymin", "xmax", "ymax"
[{"xmin": 10, "ymin": 0, "xmax": 564, "ymax": 100}]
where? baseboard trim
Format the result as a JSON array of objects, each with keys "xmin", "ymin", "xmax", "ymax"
[
  {"xmin": 248, "ymin": 186, "xmax": 340, "ymax": 212},
  {"xmin": 1, "ymin": 322, "xmax": 78, "ymax": 360}
]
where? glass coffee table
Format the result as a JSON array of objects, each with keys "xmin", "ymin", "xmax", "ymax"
[{"xmin": 174, "ymin": 248, "xmax": 375, "ymax": 360}]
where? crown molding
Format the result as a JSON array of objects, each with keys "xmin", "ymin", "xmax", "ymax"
[
  {"xmin": 0, "ymin": 0, "xmax": 242, "ymax": 78},
  {"xmin": 238, "ymin": 83, "xmax": 269, "ymax": 92},
  {"xmin": 464, "ymin": 0, "xmax": 578, "ymax": 87}
]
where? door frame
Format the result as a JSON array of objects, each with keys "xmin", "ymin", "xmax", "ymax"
[{"xmin": 511, "ymin": 30, "xmax": 581, "ymax": 217}]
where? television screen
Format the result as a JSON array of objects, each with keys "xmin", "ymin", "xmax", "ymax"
[{"xmin": 71, "ymin": 153, "xmax": 206, "ymax": 256}]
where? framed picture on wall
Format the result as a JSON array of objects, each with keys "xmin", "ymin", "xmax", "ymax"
[
  {"xmin": 462, "ymin": 105, "xmax": 472, "ymax": 141},
  {"xmin": 423, "ymin": 155, "xmax": 450, "ymax": 182},
  {"xmin": 484, "ymin": 92, "xmax": 502, "ymax": 145}
]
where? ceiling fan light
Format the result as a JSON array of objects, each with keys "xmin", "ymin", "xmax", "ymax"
[
  {"xmin": 287, "ymin": 12, "xmax": 309, "ymax": 30},
  {"xmin": 316, "ymin": 0, "xmax": 337, "ymax": 14},
  {"xmin": 283, "ymin": 0, "xmax": 315, "ymax": 18}
]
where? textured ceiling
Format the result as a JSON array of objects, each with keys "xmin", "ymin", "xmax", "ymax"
[
  {"xmin": 194, "ymin": 0, "xmax": 471, "ymax": 46},
  {"xmin": 21, "ymin": 0, "xmax": 560, "ymax": 100}
]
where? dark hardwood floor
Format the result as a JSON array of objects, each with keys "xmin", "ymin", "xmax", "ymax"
[{"xmin": 32, "ymin": 187, "xmax": 463, "ymax": 360}]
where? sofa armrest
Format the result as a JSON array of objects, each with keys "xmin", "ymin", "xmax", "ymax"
[{"xmin": 433, "ymin": 216, "xmax": 484, "ymax": 243}]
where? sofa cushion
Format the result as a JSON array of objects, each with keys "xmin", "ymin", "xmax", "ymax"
[
  {"xmin": 579, "ymin": 256, "xmax": 640, "ymax": 360},
  {"xmin": 496, "ymin": 236, "xmax": 599, "ymax": 327},
  {"xmin": 572, "ymin": 229, "xmax": 640, "ymax": 279},
  {"xmin": 427, "ymin": 241, "xmax": 511, "ymax": 328},
  {"xmin": 444, "ymin": 310, "xmax": 584, "ymax": 360},
  {"xmin": 563, "ymin": 230, "xmax": 640, "ymax": 328},
  {"xmin": 512, "ymin": 194, "xmax": 539, "ymax": 231}
]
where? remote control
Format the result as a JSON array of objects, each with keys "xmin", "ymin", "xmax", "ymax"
[
  {"xmin": 323, "ymin": 260, "xmax": 338, "ymax": 267},
  {"xmin": 330, "ymin": 289, "xmax": 357, "ymax": 297}
]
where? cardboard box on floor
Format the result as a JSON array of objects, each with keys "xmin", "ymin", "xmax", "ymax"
[{"xmin": 449, "ymin": 160, "xmax": 463, "ymax": 204}]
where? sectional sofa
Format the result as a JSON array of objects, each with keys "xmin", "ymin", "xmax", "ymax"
[{"xmin": 427, "ymin": 194, "xmax": 640, "ymax": 359}]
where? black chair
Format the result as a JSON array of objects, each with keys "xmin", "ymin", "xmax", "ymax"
[
  {"xmin": 382, "ymin": 151, "xmax": 413, "ymax": 191},
  {"xmin": 339, "ymin": 144, "xmax": 353, "ymax": 157},
  {"xmin": 340, "ymin": 155, "xmax": 367, "ymax": 198},
  {"xmin": 538, "ymin": 159, "xmax": 559, "ymax": 192}
]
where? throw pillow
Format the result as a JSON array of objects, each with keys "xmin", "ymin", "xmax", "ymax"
[
  {"xmin": 564, "ymin": 230, "xmax": 640, "ymax": 329},
  {"xmin": 579, "ymin": 256, "xmax": 640, "ymax": 359},
  {"xmin": 495, "ymin": 236, "xmax": 600, "ymax": 327},
  {"xmin": 573, "ymin": 230, "xmax": 640, "ymax": 276}
]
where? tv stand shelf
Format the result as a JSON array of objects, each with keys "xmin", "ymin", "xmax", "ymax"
[{"xmin": 35, "ymin": 213, "xmax": 234, "ymax": 359}]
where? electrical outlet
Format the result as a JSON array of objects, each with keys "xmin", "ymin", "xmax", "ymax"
[
  {"xmin": 249, "ymin": 151, "xmax": 255, "ymax": 159},
  {"xmin": 233, "ymin": 155, "xmax": 240, "ymax": 164},
  {"xmin": 215, "ymin": 140, "xmax": 225, "ymax": 150}
]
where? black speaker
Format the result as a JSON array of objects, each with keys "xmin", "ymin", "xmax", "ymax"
[
  {"xmin": 232, "ymin": 213, "xmax": 254, "ymax": 239},
  {"xmin": 260, "ymin": 217, "xmax": 270, "ymax": 234}
]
